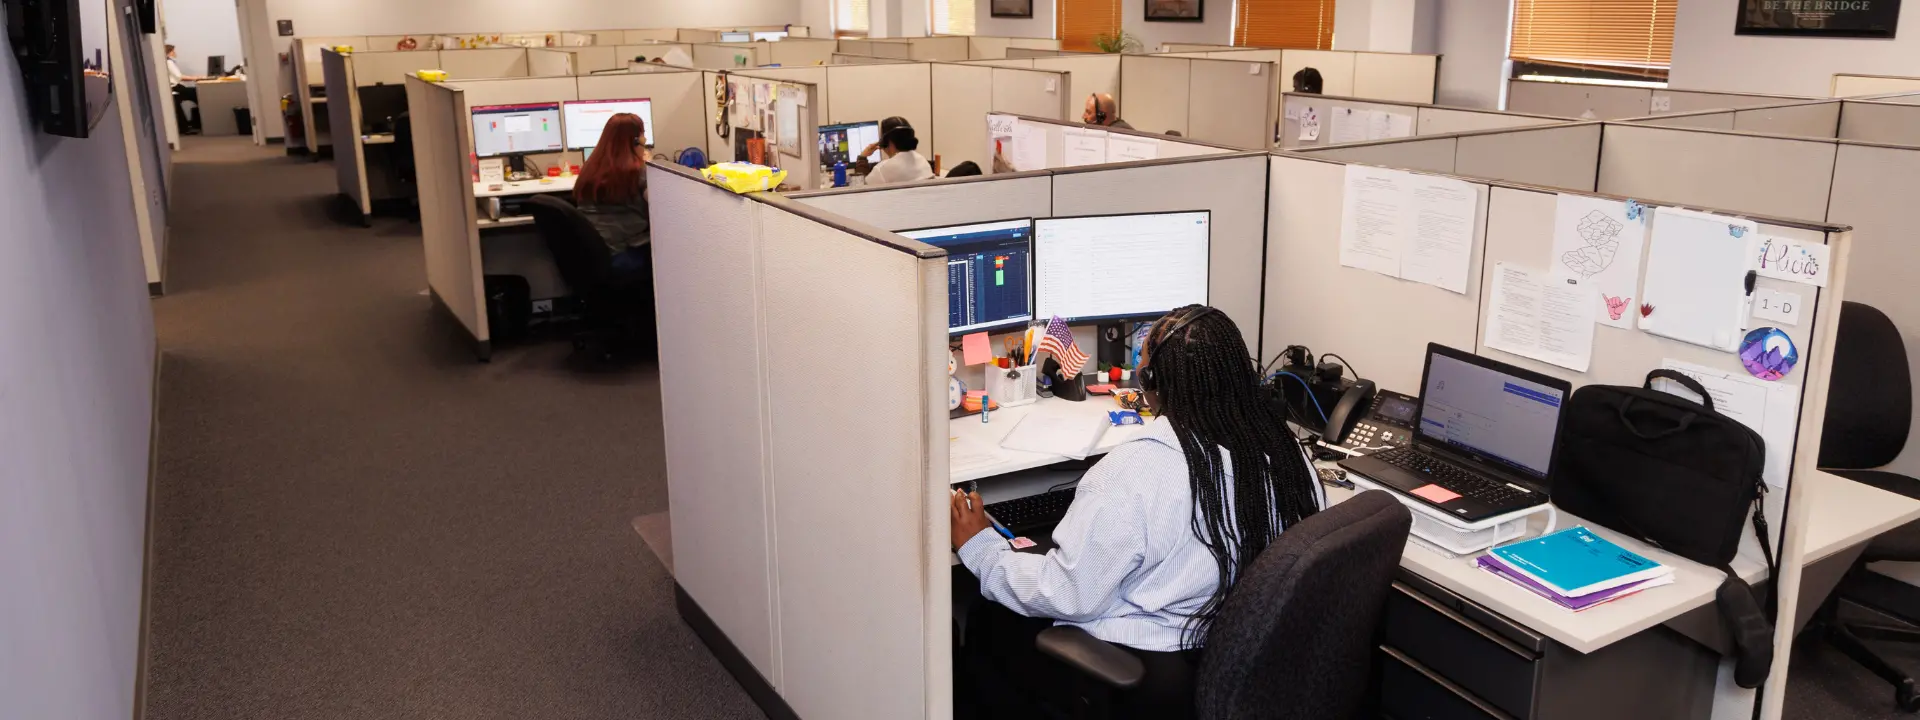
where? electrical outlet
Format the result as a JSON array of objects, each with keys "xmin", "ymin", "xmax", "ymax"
[{"xmin": 531, "ymin": 299, "xmax": 554, "ymax": 314}]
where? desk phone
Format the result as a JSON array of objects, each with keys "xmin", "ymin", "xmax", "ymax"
[{"xmin": 1321, "ymin": 389, "xmax": 1418, "ymax": 456}]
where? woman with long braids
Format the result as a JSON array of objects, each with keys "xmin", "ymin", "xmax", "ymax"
[{"xmin": 951, "ymin": 305, "xmax": 1324, "ymax": 719}]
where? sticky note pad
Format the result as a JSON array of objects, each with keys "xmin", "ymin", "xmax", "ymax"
[
  {"xmin": 1410, "ymin": 484, "xmax": 1462, "ymax": 504},
  {"xmin": 962, "ymin": 332, "xmax": 991, "ymax": 366}
]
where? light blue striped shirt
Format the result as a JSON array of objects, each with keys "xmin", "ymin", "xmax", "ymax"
[{"xmin": 959, "ymin": 418, "xmax": 1323, "ymax": 652}]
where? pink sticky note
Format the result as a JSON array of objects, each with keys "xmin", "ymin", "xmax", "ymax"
[
  {"xmin": 1410, "ymin": 484, "xmax": 1462, "ymax": 504},
  {"xmin": 962, "ymin": 332, "xmax": 991, "ymax": 366},
  {"xmin": 1010, "ymin": 537, "xmax": 1038, "ymax": 549}
]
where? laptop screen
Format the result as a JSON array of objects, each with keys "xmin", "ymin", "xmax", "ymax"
[{"xmin": 1416, "ymin": 351, "xmax": 1567, "ymax": 480}]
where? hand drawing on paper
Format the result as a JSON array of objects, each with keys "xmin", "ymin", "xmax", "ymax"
[{"xmin": 1561, "ymin": 211, "xmax": 1624, "ymax": 279}]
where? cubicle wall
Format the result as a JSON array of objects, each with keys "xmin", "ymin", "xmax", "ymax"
[
  {"xmin": 1296, "ymin": 122, "xmax": 1604, "ymax": 192},
  {"xmin": 1832, "ymin": 73, "xmax": 1920, "ymax": 97},
  {"xmin": 1835, "ymin": 97, "xmax": 1920, "ymax": 145},
  {"xmin": 963, "ymin": 55, "xmax": 1121, "ymax": 119},
  {"xmin": 1160, "ymin": 47, "xmax": 1438, "ymax": 104},
  {"xmin": 768, "ymin": 37, "xmax": 837, "ymax": 66},
  {"xmin": 929, "ymin": 64, "xmax": 1071, "ymax": 173},
  {"xmin": 405, "ymin": 75, "xmax": 488, "ymax": 348},
  {"xmin": 700, "ymin": 70, "xmax": 824, "ymax": 191},
  {"xmin": 1280, "ymin": 92, "xmax": 1573, "ymax": 149},
  {"xmin": 1119, "ymin": 54, "xmax": 1277, "ymax": 149},
  {"xmin": 794, "ymin": 153, "xmax": 1275, "ymax": 350},
  {"xmin": 1506, "ymin": 79, "xmax": 1652, "ymax": 119},
  {"xmin": 984, "ymin": 113, "xmax": 1238, "ymax": 172},
  {"xmin": 694, "ymin": 42, "xmax": 762, "ymax": 69},
  {"xmin": 1630, "ymin": 101, "xmax": 1842, "ymax": 138},
  {"xmin": 650, "ymin": 160, "xmax": 950, "ymax": 720},
  {"xmin": 838, "ymin": 38, "xmax": 915, "ymax": 60},
  {"xmin": 832, "ymin": 53, "xmax": 913, "ymax": 65},
  {"xmin": 965, "ymin": 36, "xmax": 1063, "ymax": 59},
  {"xmin": 615, "ymin": 42, "xmax": 694, "ymax": 67},
  {"xmin": 322, "ymin": 50, "xmax": 367, "ymax": 216}
]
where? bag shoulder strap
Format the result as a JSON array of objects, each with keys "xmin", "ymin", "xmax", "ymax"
[{"xmin": 1644, "ymin": 369, "xmax": 1715, "ymax": 413}]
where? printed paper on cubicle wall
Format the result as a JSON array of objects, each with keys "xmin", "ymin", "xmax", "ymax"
[
  {"xmin": 1338, "ymin": 166, "xmax": 1477, "ymax": 294},
  {"xmin": 1486, "ymin": 262, "xmax": 1597, "ymax": 373},
  {"xmin": 1549, "ymin": 195, "xmax": 1648, "ymax": 330}
]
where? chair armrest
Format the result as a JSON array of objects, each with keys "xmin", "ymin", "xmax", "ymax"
[{"xmin": 1035, "ymin": 626, "xmax": 1146, "ymax": 690}]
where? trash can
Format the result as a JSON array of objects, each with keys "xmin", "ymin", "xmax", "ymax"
[{"xmin": 233, "ymin": 107, "xmax": 251, "ymax": 134}]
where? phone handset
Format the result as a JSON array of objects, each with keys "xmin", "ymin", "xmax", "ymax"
[{"xmin": 1321, "ymin": 379, "xmax": 1379, "ymax": 446}]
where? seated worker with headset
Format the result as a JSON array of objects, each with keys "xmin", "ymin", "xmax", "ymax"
[
  {"xmin": 1084, "ymin": 92, "xmax": 1132, "ymax": 130},
  {"xmin": 573, "ymin": 113, "xmax": 653, "ymax": 274},
  {"xmin": 951, "ymin": 305, "xmax": 1325, "ymax": 720},
  {"xmin": 855, "ymin": 116, "xmax": 936, "ymax": 186},
  {"xmin": 1292, "ymin": 67, "xmax": 1323, "ymax": 94}
]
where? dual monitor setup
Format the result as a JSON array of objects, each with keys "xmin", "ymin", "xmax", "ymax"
[
  {"xmin": 898, "ymin": 211, "xmax": 1212, "ymax": 336},
  {"xmin": 470, "ymin": 98, "xmax": 656, "ymax": 176}
]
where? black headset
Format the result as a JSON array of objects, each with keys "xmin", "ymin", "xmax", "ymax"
[
  {"xmin": 1091, "ymin": 94, "xmax": 1108, "ymax": 123},
  {"xmin": 1139, "ymin": 306, "xmax": 1217, "ymax": 392}
]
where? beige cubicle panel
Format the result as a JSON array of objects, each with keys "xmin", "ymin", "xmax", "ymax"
[
  {"xmin": 623, "ymin": 29, "xmax": 680, "ymax": 43},
  {"xmin": 867, "ymin": 40, "xmax": 915, "ymax": 60},
  {"xmin": 352, "ymin": 49, "xmax": 435, "ymax": 86},
  {"xmin": 797, "ymin": 173, "xmax": 1056, "ymax": 231},
  {"xmin": 1007, "ymin": 47, "xmax": 1064, "ymax": 59},
  {"xmin": 293, "ymin": 36, "xmax": 369, "ymax": 151},
  {"xmin": 652, "ymin": 161, "xmax": 951, "ymax": 720},
  {"xmin": 1053, "ymin": 154, "xmax": 1273, "ymax": 347},
  {"xmin": 931, "ymin": 64, "xmax": 997, "ymax": 175},
  {"xmin": 1836, "ymin": 100, "xmax": 1920, "ymax": 145},
  {"xmin": 1730, "ymin": 101, "xmax": 1841, "ymax": 138},
  {"xmin": 968, "ymin": 36, "xmax": 1013, "ymax": 59},
  {"xmin": 826, "ymin": 62, "xmax": 932, "ymax": 134},
  {"xmin": 322, "ymin": 50, "xmax": 367, "ymax": 216},
  {"xmin": 1119, "ymin": 55, "xmax": 1191, "ymax": 137},
  {"xmin": 768, "ymin": 38, "xmax": 836, "ymax": 66},
  {"xmin": 838, "ymin": 39, "xmax": 876, "ymax": 56},
  {"xmin": 990, "ymin": 67, "xmax": 1069, "ymax": 122},
  {"xmin": 678, "ymin": 29, "xmax": 721, "ymax": 43},
  {"xmin": 1827, "ymin": 142, "xmax": 1920, "ymax": 478},
  {"xmin": 1636, "ymin": 110, "xmax": 1736, "ymax": 130},
  {"xmin": 694, "ymin": 43, "xmax": 759, "ymax": 69},
  {"xmin": 1296, "ymin": 136, "xmax": 1460, "ymax": 175},
  {"xmin": 1161, "ymin": 42, "xmax": 1237, "ymax": 53},
  {"xmin": 1833, "ymin": 73, "xmax": 1920, "ymax": 97},
  {"xmin": 906, "ymin": 36, "xmax": 970, "ymax": 61},
  {"xmin": 1279, "ymin": 49, "xmax": 1357, "ymax": 97},
  {"xmin": 438, "ymin": 48, "xmax": 531, "ymax": 79},
  {"xmin": 575, "ymin": 71, "xmax": 706, "ymax": 153},
  {"xmin": 450, "ymin": 76, "xmax": 579, "ymax": 112},
  {"xmin": 403, "ymin": 75, "xmax": 487, "ymax": 351},
  {"xmin": 1420, "ymin": 106, "xmax": 1570, "ymax": 135},
  {"xmin": 1453, "ymin": 123, "xmax": 1601, "ymax": 192},
  {"xmin": 1187, "ymin": 57, "xmax": 1278, "ymax": 149},
  {"xmin": 616, "ymin": 42, "xmax": 693, "ymax": 66},
  {"xmin": 833, "ymin": 53, "xmax": 911, "ymax": 65},
  {"xmin": 1657, "ymin": 88, "xmax": 1816, "ymax": 113},
  {"xmin": 1597, "ymin": 123, "xmax": 1837, "ymax": 223},
  {"xmin": 1507, "ymin": 79, "xmax": 1652, "ymax": 119},
  {"xmin": 1353, "ymin": 52, "xmax": 1439, "ymax": 104},
  {"xmin": 527, "ymin": 49, "xmax": 574, "ymax": 77},
  {"xmin": 1263, "ymin": 153, "xmax": 1485, "ymax": 392},
  {"xmin": 1032, "ymin": 55, "xmax": 1121, "ymax": 110},
  {"xmin": 568, "ymin": 46, "xmax": 619, "ymax": 74},
  {"xmin": 1281, "ymin": 94, "xmax": 1407, "ymax": 149}
]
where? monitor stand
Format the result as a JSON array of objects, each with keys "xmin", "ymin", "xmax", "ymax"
[{"xmin": 506, "ymin": 154, "xmax": 530, "ymax": 180}]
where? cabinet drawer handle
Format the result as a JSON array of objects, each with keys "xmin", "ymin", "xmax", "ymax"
[
  {"xmin": 1382, "ymin": 646, "xmax": 1521, "ymax": 720},
  {"xmin": 1393, "ymin": 582, "xmax": 1537, "ymax": 660}
]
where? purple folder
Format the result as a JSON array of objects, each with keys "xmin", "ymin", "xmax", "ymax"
[{"xmin": 1477, "ymin": 555, "xmax": 1658, "ymax": 611}]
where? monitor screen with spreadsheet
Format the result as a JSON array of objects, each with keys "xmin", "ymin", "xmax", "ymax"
[
  {"xmin": 470, "ymin": 102, "xmax": 563, "ymax": 158},
  {"xmin": 898, "ymin": 219, "xmax": 1035, "ymax": 335},
  {"xmin": 562, "ymin": 98, "xmax": 655, "ymax": 149},
  {"xmin": 1033, "ymin": 211, "xmax": 1210, "ymax": 324}
]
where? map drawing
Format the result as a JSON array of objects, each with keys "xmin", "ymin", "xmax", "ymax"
[{"xmin": 1561, "ymin": 211, "xmax": 1624, "ymax": 279}]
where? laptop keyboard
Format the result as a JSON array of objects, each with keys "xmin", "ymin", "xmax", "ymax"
[{"xmin": 1373, "ymin": 448, "xmax": 1535, "ymax": 505}]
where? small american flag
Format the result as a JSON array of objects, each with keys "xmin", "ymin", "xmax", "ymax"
[{"xmin": 1035, "ymin": 316, "xmax": 1089, "ymax": 376}]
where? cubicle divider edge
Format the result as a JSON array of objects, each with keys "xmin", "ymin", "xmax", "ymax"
[
  {"xmin": 404, "ymin": 75, "xmax": 489, "ymax": 358},
  {"xmin": 322, "ymin": 50, "xmax": 369, "ymax": 218}
]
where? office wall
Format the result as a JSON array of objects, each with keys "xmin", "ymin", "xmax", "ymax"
[
  {"xmin": 165, "ymin": 0, "xmax": 245, "ymax": 74},
  {"xmin": 1354, "ymin": 52, "xmax": 1440, "ymax": 103},
  {"xmin": 1188, "ymin": 58, "xmax": 1277, "ymax": 149},
  {"xmin": 1671, "ymin": 0, "xmax": 1920, "ymax": 97},
  {"xmin": 1597, "ymin": 123, "xmax": 1837, "ymax": 224},
  {"xmin": 0, "ymin": 66, "xmax": 157, "ymax": 720},
  {"xmin": 1838, "ymin": 101, "xmax": 1920, "ymax": 145},
  {"xmin": 1432, "ymin": 0, "xmax": 1509, "ymax": 109},
  {"xmin": 1122, "ymin": 0, "xmax": 1231, "ymax": 52},
  {"xmin": 975, "ymin": 0, "xmax": 1053, "ymax": 40},
  {"xmin": 570, "ymin": 46, "xmax": 619, "ymax": 73}
]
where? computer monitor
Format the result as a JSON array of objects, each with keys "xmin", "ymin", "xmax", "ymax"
[
  {"xmin": 721, "ymin": 31, "xmax": 752, "ymax": 42},
  {"xmin": 562, "ymin": 98, "xmax": 654, "ymax": 149},
  {"xmin": 470, "ymin": 102, "xmax": 563, "ymax": 161},
  {"xmin": 817, "ymin": 121, "xmax": 881, "ymax": 168},
  {"xmin": 1033, "ymin": 211, "xmax": 1210, "ymax": 324},
  {"xmin": 752, "ymin": 31, "xmax": 788, "ymax": 41},
  {"xmin": 207, "ymin": 55, "xmax": 226, "ymax": 76},
  {"xmin": 899, "ymin": 219, "xmax": 1036, "ymax": 335}
]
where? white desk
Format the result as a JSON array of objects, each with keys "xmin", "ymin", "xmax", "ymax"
[
  {"xmin": 474, "ymin": 175, "xmax": 577, "ymax": 198},
  {"xmin": 953, "ymin": 401, "xmax": 1920, "ymax": 655},
  {"xmin": 362, "ymin": 132, "xmax": 395, "ymax": 145},
  {"xmin": 193, "ymin": 79, "xmax": 250, "ymax": 136}
]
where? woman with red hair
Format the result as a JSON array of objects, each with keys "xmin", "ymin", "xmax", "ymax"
[{"xmin": 573, "ymin": 113, "xmax": 652, "ymax": 273}]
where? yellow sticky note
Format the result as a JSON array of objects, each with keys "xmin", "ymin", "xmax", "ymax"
[{"xmin": 962, "ymin": 332, "xmax": 992, "ymax": 366}]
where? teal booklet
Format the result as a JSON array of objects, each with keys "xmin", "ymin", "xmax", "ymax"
[{"xmin": 1486, "ymin": 526, "xmax": 1673, "ymax": 597}]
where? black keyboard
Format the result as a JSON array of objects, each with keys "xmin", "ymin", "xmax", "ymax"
[
  {"xmin": 1372, "ymin": 448, "xmax": 1535, "ymax": 505},
  {"xmin": 986, "ymin": 488, "xmax": 1076, "ymax": 532}
]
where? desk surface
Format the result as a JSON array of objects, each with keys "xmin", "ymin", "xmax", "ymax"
[
  {"xmin": 474, "ymin": 176, "xmax": 577, "ymax": 198},
  {"xmin": 953, "ymin": 402, "xmax": 1920, "ymax": 654}
]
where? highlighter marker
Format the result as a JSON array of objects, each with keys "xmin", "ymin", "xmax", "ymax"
[{"xmin": 981, "ymin": 394, "xmax": 990, "ymax": 423}]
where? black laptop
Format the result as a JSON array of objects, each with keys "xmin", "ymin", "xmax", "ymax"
[{"xmin": 1340, "ymin": 344, "xmax": 1572, "ymax": 524}]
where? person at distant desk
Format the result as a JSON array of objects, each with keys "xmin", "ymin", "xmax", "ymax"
[
  {"xmin": 951, "ymin": 305, "xmax": 1325, "ymax": 719},
  {"xmin": 166, "ymin": 44, "xmax": 210, "ymax": 135},
  {"xmin": 855, "ymin": 116, "xmax": 934, "ymax": 186},
  {"xmin": 1084, "ymin": 92, "xmax": 1132, "ymax": 130},
  {"xmin": 1292, "ymin": 67, "xmax": 1323, "ymax": 94},
  {"xmin": 573, "ymin": 113, "xmax": 653, "ymax": 274}
]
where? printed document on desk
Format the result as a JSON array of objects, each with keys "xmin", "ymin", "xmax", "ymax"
[{"xmin": 999, "ymin": 403, "xmax": 1111, "ymax": 460}]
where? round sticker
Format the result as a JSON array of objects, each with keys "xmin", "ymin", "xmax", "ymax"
[{"xmin": 1739, "ymin": 327, "xmax": 1799, "ymax": 381}]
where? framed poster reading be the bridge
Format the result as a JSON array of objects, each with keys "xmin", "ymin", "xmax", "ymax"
[{"xmin": 1736, "ymin": 0, "xmax": 1901, "ymax": 39}]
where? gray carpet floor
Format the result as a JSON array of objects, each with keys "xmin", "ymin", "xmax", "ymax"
[{"xmin": 143, "ymin": 137, "xmax": 762, "ymax": 720}]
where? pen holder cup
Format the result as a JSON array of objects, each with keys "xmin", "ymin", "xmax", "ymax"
[{"xmin": 986, "ymin": 365, "xmax": 1039, "ymax": 408}]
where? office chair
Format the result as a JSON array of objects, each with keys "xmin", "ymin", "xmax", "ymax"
[
  {"xmin": 526, "ymin": 195, "xmax": 656, "ymax": 360},
  {"xmin": 1813, "ymin": 301, "xmax": 1920, "ymax": 711},
  {"xmin": 1035, "ymin": 490, "xmax": 1411, "ymax": 720}
]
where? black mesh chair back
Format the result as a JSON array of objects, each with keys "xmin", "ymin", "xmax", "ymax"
[{"xmin": 1820, "ymin": 301, "xmax": 1911, "ymax": 470}]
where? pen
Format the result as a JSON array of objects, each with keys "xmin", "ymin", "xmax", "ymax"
[{"xmin": 986, "ymin": 511, "xmax": 1016, "ymax": 540}]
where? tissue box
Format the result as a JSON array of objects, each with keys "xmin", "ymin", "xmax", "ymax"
[{"xmin": 701, "ymin": 162, "xmax": 787, "ymax": 194}]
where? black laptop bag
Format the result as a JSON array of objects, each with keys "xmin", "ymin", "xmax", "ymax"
[{"xmin": 1549, "ymin": 369, "xmax": 1777, "ymax": 688}]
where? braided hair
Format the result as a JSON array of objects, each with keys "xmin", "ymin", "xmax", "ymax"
[{"xmin": 1143, "ymin": 305, "xmax": 1321, "ymax": 646}]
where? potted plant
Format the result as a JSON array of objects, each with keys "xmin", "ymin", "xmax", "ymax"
[{"xmin": 1092, "ymin": 31, "xmax": 1144, "ymax": 54}]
